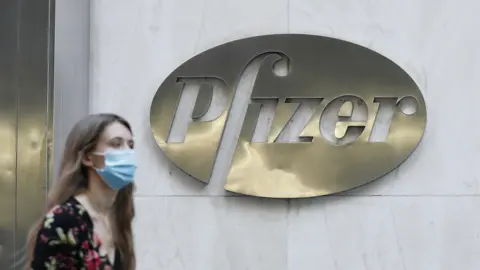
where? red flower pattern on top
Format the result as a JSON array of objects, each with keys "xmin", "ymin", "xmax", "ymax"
[
  {"xmin": 29, "ymin": 197, "xmax": 120, "ymax": 269},
  {"xmin": 85, "ymin": 249, "xmax": 102, "ymax": 270}
]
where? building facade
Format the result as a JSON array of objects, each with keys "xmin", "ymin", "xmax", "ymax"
[{"xmin": 1, "ymin": 0, "xmax": 480, "ymax": 269}]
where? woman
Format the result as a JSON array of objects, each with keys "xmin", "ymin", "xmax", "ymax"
[{"xmin": 27, "ymin": 113, "xmax": 136, "ymax": 270}]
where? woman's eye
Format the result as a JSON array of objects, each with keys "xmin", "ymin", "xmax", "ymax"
[
  {"xmin": 110, "ymin": 142, "xmax": 123, "ymax": 148},
  {"xmin": 109, "ymin": 138, "xmax": 133, "ymax": 149}
]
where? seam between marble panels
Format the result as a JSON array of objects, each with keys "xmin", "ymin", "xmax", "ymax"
[
  {"xmin": 133, "ymin": 194, "xmax": 480, "ymax": 198},
  {"xmin": 287, "ymin": 0, "xmax": 290, "ymax": 33}
]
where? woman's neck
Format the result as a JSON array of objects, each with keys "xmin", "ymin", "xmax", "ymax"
[
  {"xmin": 84, "ymin": 188, "xmax": 116, "ymax": 215},
  {"xmin": 80, "ymin": 173, "xmax": 118, "ymax": 216}
]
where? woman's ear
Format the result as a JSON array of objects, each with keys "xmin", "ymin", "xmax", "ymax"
[
  {"xmin": 83, "ymin": 152, "xmax": 105, "ymax": 169},
  {"xmin": 82, "ymin": 152, "xmax": 94, "ymax": 167}
]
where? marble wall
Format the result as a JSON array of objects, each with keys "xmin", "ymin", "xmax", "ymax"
[{"xmin": 89, "ymin": 0, "xmax": 480, "ymax": 269}]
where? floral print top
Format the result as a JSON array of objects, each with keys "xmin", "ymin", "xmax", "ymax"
[{"xmin": 30, "ymin": 197, "xmax": 122, "ymax": 270}]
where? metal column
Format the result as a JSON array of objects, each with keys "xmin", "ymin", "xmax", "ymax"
[{"xmin": 0, "ymin": 0, "xmax": 55, "ymax": 269}]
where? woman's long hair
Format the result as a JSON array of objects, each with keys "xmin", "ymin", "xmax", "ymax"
[{"xmin": 26, "ymin": 113, "xmax": 136, "ymax": 270}]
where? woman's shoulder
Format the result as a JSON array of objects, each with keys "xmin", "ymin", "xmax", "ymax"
[
  {"xmin": 41, "ymin": 197, "xmax": 91, "ymax": 231},
  {"xmin": 34, "ymin": 197, "xmax": 92, "ymax": 249}
]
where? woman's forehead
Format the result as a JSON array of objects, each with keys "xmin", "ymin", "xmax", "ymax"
[{"xmin": 100, "ymin": 122, "xmax": 132, "ymax": 141}]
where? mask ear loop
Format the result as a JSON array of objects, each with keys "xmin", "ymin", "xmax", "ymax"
[{"xmin": 90, "ymin": 152, "xmax": 106, "ymax": 171}]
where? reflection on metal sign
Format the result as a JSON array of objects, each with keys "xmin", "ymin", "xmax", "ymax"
[{"xmin": 149, "ymin": 34, "xmax": 427, "ymax": 198}]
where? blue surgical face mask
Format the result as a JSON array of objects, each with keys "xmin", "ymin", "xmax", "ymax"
[{"xmin": 94, "ymin": 148, "xmax": 137, "ymax": 190}]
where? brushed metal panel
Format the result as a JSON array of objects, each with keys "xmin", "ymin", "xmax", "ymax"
[
  {"xmin": 0, "ymin": 1, "xmax": 19, "ymax": 269},
  {"xmin": 15, "ymin": 1, "xmax": 54, "ymax": 269},
  {"xmin": 0, "ymin": 1, "xmax": 54, "ymax": 268}
]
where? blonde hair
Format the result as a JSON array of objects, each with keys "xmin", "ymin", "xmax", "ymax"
[{"xmin": 26, "ymin": 113, "xmax": 136, "ymax": 270}]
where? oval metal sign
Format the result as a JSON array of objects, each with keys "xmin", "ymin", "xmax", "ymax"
[{"xmin": 150, "ymin": 34, "xmax": 427, "ymax": 198}]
